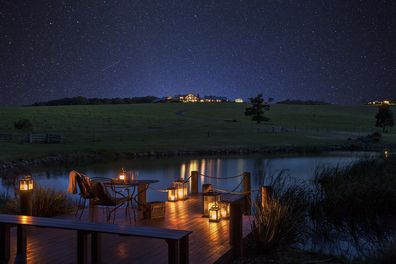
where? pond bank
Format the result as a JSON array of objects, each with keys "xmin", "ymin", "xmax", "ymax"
[{"xmin": 0, "ymin": 142, "xmax": 393, "ymax": 172}]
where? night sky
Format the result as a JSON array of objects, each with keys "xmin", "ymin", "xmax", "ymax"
[{"xmin": 1, "ymin": 0, "xmax": 396, "ymax": 106}]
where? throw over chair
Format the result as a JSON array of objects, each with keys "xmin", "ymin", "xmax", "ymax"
[
  {"xmin": 93, "ymin": 182, "xmax": 131, "ymax": 223},
  {"xmin": 75, "ymin": 173, "xmax": 95, "ymax": 219}
]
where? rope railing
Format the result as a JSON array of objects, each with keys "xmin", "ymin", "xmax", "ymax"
[
  {"xmin": 148, "ymin": 186, "xmax": 169, "ymax": 193},
  {"xmin": 199, "ymin": 173, "xmax": 244, "ymax": 180},
  {"xmin": 212, "ymin": 187, "xmax": 259, "ymax": 195}
]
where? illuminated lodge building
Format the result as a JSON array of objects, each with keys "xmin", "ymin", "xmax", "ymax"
[
  {"xmin": 179, "ymin": 93, "xmax": 199, "ymax": 102},
  {"xmin": 176, "ymin": 93, "xmax": 228, "ymax": 103},
  {"xmin": 367, "ymin": 99, "xmax": 395, "ymax": 106}
]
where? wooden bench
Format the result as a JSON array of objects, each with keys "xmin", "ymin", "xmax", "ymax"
[
  {"xmin": 27, "ymin": 133, "xmax": 63, "ymax": 143},
  {"xmin": 0, "ymin": 214, "xmax": 191, "ymax": 264}
]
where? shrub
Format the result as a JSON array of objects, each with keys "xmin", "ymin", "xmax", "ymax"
[
  {"xmin": 14, "ymin": 119, "xmax": 33, "ymax": 131},
  {"xmin": 0, "ymin": 188, "xmax": 74, "ymax": 217},
  {"xmin": 32, "ymin": 187, "xmax": 74, "ymax": 217}
]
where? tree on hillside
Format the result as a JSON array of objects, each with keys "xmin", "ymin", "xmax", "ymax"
[
  {"xmin": 245, "ymin": 94, "xmax": 270, "ymax": 124},
  {"xmin": 375, "ymin": 103, "xmax": 394, "ymax": 132},
  {"xmin": 14, "ymin": 119, "xmax": 33, "ymax": 131}
]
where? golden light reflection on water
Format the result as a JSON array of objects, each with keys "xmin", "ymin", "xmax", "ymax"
[{"xmin": 180, "ymin": 163, "xmax": 186, "ymax": 179}]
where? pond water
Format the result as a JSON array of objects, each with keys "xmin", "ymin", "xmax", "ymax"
[{"xmin": 0, "ymin": 151, "xmax": 374, "ymax": 201}]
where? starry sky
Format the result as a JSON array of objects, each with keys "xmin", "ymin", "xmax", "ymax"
[{"xmin": 1, "ymin": 0, "xmax": 396, "ymax": 106}]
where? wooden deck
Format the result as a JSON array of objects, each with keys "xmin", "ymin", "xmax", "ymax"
[{"xmin": 6, "ymin": 194, "xmax": 252, "ymax": 263}]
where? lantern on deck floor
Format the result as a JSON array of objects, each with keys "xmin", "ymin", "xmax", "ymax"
[
  {"xmin": 209, "ymin": 203, "xmax": 221, "ymax": 222},
  {"xmin": 173, "ymin": 180, "xmax": 188, "ymax": 200},
  {"xmin": 19, "ymin": 175, "xmax": 34, "ymax": 191},
  {"xmin": 219, "ymin": 201, "xmax": 230, "ymax": 219},
  {"xmin": 167, "ymin": 187, "xmax": 178, "ymax": 202},
  {"xmin": 203, "ymin": 191, "xmax": 220, "ymax": 217}
]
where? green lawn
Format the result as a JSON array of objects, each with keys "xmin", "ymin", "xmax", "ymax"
[{"xmin": 0, "ymin": 103, "xmax": 394, "ymax": 160}]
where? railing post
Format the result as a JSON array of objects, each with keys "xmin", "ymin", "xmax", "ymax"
[
  {"xmin": 0, "ymin": 224, "xmax": 10, "ymax": 264},
  {"xmin": 91, "ymin": 232, "xmax": 101, "ymax": 264},
  {"xmin": 138, "ymin": 184, "xmax": 147, "ymax": 211},
  {"xmin": 202, "ymin": 184, "xmax": 212, "ymax": 194},
  {"xmin": 229, "ymin": 201, "xmax": 243, "ymax": 258},
  {"xmin": 77, "ymin": 230, "xmax": 89, "ymax": 264},
  {"xmin": 242, "ymin": 172, "xmax": 251, "ymax": 215},
  {"xmin": 190, "ymin": 171, "xmax": 198, "ymax": 194},
  {"xmin": 260, "ymin": 186, "xmax": 271, "ymax": 211}
]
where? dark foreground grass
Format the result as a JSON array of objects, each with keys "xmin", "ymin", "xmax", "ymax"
[
  {"xmin": 0, "ymin": 103, "xmax": 395, "ymax": 161},
  {"xmin": 245, "ymin": 155, "xmax": 396, "ymax": 262},
  {"xmin": 310, "ymin": 156, "xmax": 396, "ymax": 259},
  {"xmin": 0, "ymin": 187, "xmax": 74, "ymax": 217}
]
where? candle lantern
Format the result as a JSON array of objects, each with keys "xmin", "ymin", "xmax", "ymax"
[
  {"xmin": 209, "ymin": 203, "xmax": 221, "ymax": 222},
  {"xmin": 203, "ymin": 191, "xmax": 220, "ymax": 217},
  {"xmin": 173, "ymin": 180, "xmax": 188, "ymax": 200},
  {"xmin": 219, "ymin": 201, "xmax": 230, "ymax": 219},
  {"xmin": 19, "ymin": 175, "xmax": 34, "ymax": 216},
  {"xmin": 167, "ymin": 187, "xmax": 178, "ymax": 202},
  {"xmin": 118, "ymin": 168, "xmax": 127, "ymax": 182},
  {"xmin": 19, "ymin": 175, "xmax": 34, "ymax": 191}
]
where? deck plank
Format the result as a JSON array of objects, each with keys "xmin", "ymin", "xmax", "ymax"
[{"xmin": 6, "ymin": 194, "xmax": 252, "ymax": 264}]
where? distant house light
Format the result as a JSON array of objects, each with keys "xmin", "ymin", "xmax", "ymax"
[{"xmin": 235, "ymin": 98, "xmax": 244, "ymax": 103}]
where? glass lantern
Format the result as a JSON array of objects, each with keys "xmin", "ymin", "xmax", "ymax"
[
  {"xmin": 167, "ymin": 187, "xmax": 178, "ymax": 202},
  {"xmin": 118, "ymin": 168, "xmax": 127, "ymax": 182},
  {"xmin": 203, "ymin": 191, "xmax": 220, "ymax": 217},
  {"xmin": 19, "ymin": 175, "xmax": 34, "ymax": 191},
  {"xmin": 173, "ymin": 180, "xmax": 188, "ymax": 200},
  {"xmin": 209, "ymin": 203, "xmax": 221, "ymax": 222},
  {"xmin": 219, "ymin": 201, "xmax": 230, "ymax": 219}
]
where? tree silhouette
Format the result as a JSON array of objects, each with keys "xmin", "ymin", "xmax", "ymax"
[
  {"xmin": 375, "ymin": 104, "xmax": 394, "ymax": 132},
  {"xmin": 245, "ymin": 94, "xmax": 270, "ymax": 124}
]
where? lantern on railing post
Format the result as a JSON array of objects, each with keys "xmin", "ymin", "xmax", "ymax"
[
  {"xmin": 219, "ymin": 201, "xmax": 230, "ymax": 219},
  {"xmin": 209, "ymin": 203, "xmax": 221, "ymax": 222},
  {"xmin": 203, "ymin": 191, "xmax": 220, "ymax": 217},
  {"xmin": 19, "ymin": 175, "xmax": 34, "ymax": 216},
  {"xmin": 173, "ymin": 180, "xmax": 188, "ymax": 200},
  {"xmin": 167, "ymin": 187, "xmax": 178, "ymax": 202}
]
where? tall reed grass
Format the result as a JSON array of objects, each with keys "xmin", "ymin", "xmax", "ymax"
[{"xmin": 249, "ymin": 170, "xmax": 309, "ymax": 252}]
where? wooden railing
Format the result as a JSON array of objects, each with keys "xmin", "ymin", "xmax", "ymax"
[
  {"xmin": 0, "ymin": 133, "xmax": 12, "ymax": 142},
  {"xmin": 0, "ymin": 214, "xmax": 191, "ymax": 264},
  {"xmin": 27, "ymin": 133, "xmax": 63, "ymax": 143}
]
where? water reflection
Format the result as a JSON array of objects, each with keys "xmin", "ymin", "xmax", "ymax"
[{"xmin": 0, "ymin": 152, "xmax": 372, "ymax": 203}]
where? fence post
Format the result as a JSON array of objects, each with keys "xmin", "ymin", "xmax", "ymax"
[
  {"xmin": 190, "ymin": 171, "xmax": 198, "ymax": 194},
  {"xmin": 260, "ymin": 186, "xmax": 271, "ymax": 211},
  {"xmin": 242, "ymin": 172, "xmax": 251, "ymax": 215}
]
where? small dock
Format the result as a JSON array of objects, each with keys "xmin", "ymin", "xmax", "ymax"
[{"xmin": 6, "ymin": 194, "xmax": 252, "ymax": 263}]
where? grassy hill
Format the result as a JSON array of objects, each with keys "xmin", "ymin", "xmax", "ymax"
[{"xmin": 0, "ymin": 103, "xmax": 394, "ymax": 160}]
